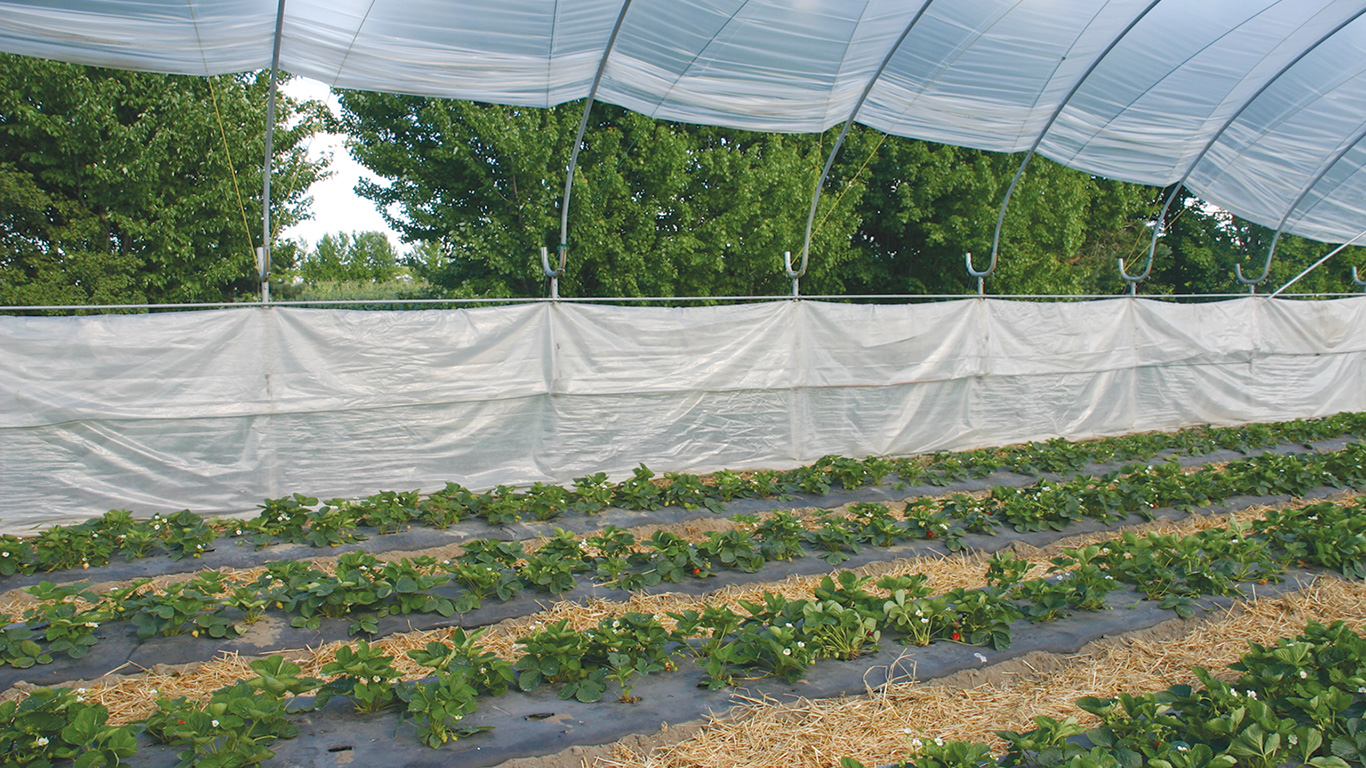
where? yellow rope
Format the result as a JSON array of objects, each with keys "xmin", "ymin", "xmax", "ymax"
[
  {"xmin": 206, "ymin": 75, "xmax": 257, "ymax": 259},
  {"xmin": 812, "ymin": 129, "xmax": 889, "ymax": 237}
]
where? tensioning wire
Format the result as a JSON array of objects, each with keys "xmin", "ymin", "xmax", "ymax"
[
  {"xmin": 206, "ymin": 75, "xmax": 257, "ymax": 260},
  {"xmin": 812, "ymin": 129, "xmax": 889, "ymax": 239}
]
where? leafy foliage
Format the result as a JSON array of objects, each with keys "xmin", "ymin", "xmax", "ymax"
[{"xmin": 0, "ymin": 54, "xmax": 325, "ymax": 308}]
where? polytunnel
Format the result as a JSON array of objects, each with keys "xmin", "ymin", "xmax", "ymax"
[{"xmin": 3, "ymin": 0, "xmax": 1366, "ymax": 527}]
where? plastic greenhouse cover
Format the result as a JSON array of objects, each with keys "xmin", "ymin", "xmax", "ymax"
[
  {"xmin": 3, "ymin": 297, "xmax": 1366, "ymax": 531},
  {"xmin": 5, "ymin": 1, "xmax": 1366, "ymax": 244}
]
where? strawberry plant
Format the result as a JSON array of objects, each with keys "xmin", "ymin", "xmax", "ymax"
[
  {"xmin": 751, "ymin": 510, "xmax": 806, "ymax": 561},
  {"xmin": 804, "ymin": 512, "xmax": 863, "ymax": 565},
  {"xmin": 591, "ymin": 612, "xmax": 674, "ymax": 668},
  {"xmin": 0, "ymin": 618, "xmax": 50, "ymax": 669},
  {"xmin": 316, "ymin": 641, "xmax": 401, "ymax": 712},
  {"xmin": 147, "ymin": 678, "xmax": 301, "ymax": 768},
  {"xmin": 660, "ymin": 472, "xmax": 723, "ymax": 511},
  {"xmin": 444, "ymin": 560, "xmax": 522, "ymax": 612},
  {"xmin": 847, "ymin": 502, "xmax": 905, "ymax": 547},
  {"xmin": 397, "ymin": 667, "xmax": 490, "ymax": 747},
  {"xmin": 457, "ymin": 537, "xmax": 525, "ymax": 568},
  {"xmin": 374, "ymin": 558, "xmax": 457, "ymax": 620},
  {"xmin": 352, "ymin": 490, "xmax": 420, "ymax": 533},
  {"xmin": 571, "ymin": 472, "xmax": 615, "ymax": 513},
  {"xmin": 996, "ymin": 715, "xmax": 1092, "ymax": 768},
  {"xmin": 0, "ymin": 688, "xmax": 137, "ymax": 768},
  {"xmin": 243, "ymin": 494, "xmax": 317, "ymax": 545},
  {"xmin": 644, "ymin": 530, "xmax": 710, "ymax": 581},
  {"xmin": 812, "ymin": 571, "xmax": 889, "ymax": 617},
  {"xmin": 159, "ymin": 508, "xmax": 216, "ymax": 560},
  {"xmin": 514, "ymin": 620, "xmax": 608, "ymax": 702},
  {"xmin": 708, "ymin": 469, "xmax": 757, "ymax": 501},
  {"xmin": 883, "ymin": 592, "xmax": 950, "ymax": 646},
  {"xmin": 303, "ymin": 502, "xmax": 365, "ymax": 547},
  {"xmin": 33, "ymin": 525, "xmax": 112, "ymax": 572},
  {"xmin": 802, "ymin": 599, "xmax": 880, "ymax": 660},
  {"xmin": 699, "ymin": 528, "xmax": 764, "ymax": 572},
  {"xmin": 406, "ymin": 627, "xmax": 515, "ymax": 696},
  {"xmin": 612, "ymin": 464, "xmax": 664, "ymax": 510},
  {"xmin": 21, "ymin": 582, "xmax": 108, "ymax": 659},
  {"xmin": 523, "ymin": 482, "xmax": 572, "ymax": 520},
  {"xmin": 0, "ymin": 535, "xmax": 35, "ymax": 576},
  {"xmin": 606, "ymin": 651, "xmax": 664, "ymax": 703},
  {"xmin": 520, "ymin": 547, "xmax": 584, "ymax": 594},
  {"xmin": 985, "ymin": 551, "xmax": 1033, "ymax": 590},
  {"xmin": 943, "ymin": 587, "xmax": 1018, "ymax": 650},
  {"xmin": 115, "ymin": 522, "xmax": 161, "ymax": 560},
  {"xmin": 903, "ymin": 501, "xmax": 960, "ymax": 546},
  {"xmin": 122, "ymin": 574, "xmax": 238, "ymax": 640},
  {"xmin": 417, "ymin": 482, "xmax": 479, "ymax": 527}
]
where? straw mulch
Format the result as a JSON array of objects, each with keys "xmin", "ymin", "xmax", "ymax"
[{"xmin": 597, "ymin": 575, "xmax": 1366, "ymax": 768}]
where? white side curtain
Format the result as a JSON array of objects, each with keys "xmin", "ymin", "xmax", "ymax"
[{"xmin": 3, "ymin": 297, "xmax": 1364, "ymax": 531}]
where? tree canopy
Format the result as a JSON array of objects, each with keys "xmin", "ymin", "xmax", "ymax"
[
  {"xmin": 338, "ymin": 92, "xmax": 1366, "ymax": 300},
  {"xmin": 0, "ymin": 54, "xmax": 325, "ymax": 308},
  {"xmin": 2, "ymin": 54, "xmax": 1362, "ymax": 308}
]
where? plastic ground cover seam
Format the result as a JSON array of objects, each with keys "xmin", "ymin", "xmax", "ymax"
[
  {"xmin": 115, "ymin": 572, "xmax": 1323, "ymax": 768},
  {"xmin": 0, "ymin": 478, "xmax": 1350, "ymax": 692},
  {"xmin": 3, "ymin": 437, "xmax": 1345, "ymax": 593}
]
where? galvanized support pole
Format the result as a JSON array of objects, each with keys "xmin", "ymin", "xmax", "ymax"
[
  {"xmin": 976, "ymin": 0, "xmax": 1161, "ymax": 293},
  {"xmin": 543, "ymin": 0, "xmax": 633, "ymax": 299},
  {"xmin": 1268, "ymin": 227, "xmax": 1366, "ymax": 297},
  {"xmin": 1238, "ymin": 123, "xmax": 1366, "ymax": 293},
  {"xmin": 788, "ymin": 0, "xmax": 937, "ymax": 298},
  {"xmin": 259, "ymin": 0, "xmax": 287, "ymax": 304}
]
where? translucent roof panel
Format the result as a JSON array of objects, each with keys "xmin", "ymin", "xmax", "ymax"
[{"xmin": 4, "ymin": 0, "xmax": 1366, "ymax": 244}]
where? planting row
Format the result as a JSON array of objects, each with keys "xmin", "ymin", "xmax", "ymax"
[
  {"xmin": 3, "ymin": 443, "xmax": 1365, "ymax": 672},
  {"xmin": 841, "ymin": 619, "xmax": 1366, "ymax": 768},
  {"xmin": 4, "ymin": 495, "xmax": 1366, "ymax": 767},
  {"xmin": 4, "ymin": 414, "xmax": 1366, "ymax": 578}
]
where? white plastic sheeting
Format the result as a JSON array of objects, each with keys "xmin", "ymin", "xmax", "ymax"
[
  {"xmin": 5, "ymin": 1, "xmax": 1366, "ymax": 244},
  {"xmin": 3, "ymin": 297, "xmax": 1365, "ymax": 531}
]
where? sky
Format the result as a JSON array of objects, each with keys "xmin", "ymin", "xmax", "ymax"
[{"xmin": 278, "ymin": 77, "xmax": 404, "ymax": 251}]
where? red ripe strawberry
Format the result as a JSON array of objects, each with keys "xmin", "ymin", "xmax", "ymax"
[
  {"xmin": 951, "ymin": 631, "xmax": 962, "ymax": 641},
  {"xmin": 926, "ymin": 531, "xmax": 935, "ymax": 539}
]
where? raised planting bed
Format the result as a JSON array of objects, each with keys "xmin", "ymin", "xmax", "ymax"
[
  {"xmin": 5, "ymin": 485, "xmax": 1366, "ymax": 767},
  {"xmin": 3, "ymin": 440, "xmax": 1366, "ymax": 687},
  {"xmin": 4, "ymin": 413, "xmax": 1364, "ymax": 589}
]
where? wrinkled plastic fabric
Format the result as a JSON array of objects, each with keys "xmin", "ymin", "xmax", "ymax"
[
  {"xmin": 6, "ymin": 1, "xmax": 1366, "ymax": 243},
  {"xmin": 3, "ymin": 298, "xmax": 1365, "ymax": 531}
]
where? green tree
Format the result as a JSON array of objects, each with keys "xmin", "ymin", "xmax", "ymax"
[
  {"xmin": 299, "ymin": 231, "xmax": 399, "ymax": 283},
  {"xmin": 338, "ymin": 89, "xmax": 1364, "ymax": 300},
  {"xmin": 0, "ymin": 54, "xmax": 326, "ymax": 309},
  {"xmin": 846, "ymin": 134, "xmax": 1159, "ymax": 296},
  {"xmin": 1147, "ymin": 192, "xmax": 1366, "ymax": 296},
  {"xmin": 337, "ymin": 94, "xmax": 865, "ymax": 298}
]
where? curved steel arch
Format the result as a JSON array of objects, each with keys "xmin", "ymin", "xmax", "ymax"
[
  {"xmin": 1238, "ymin": 122, "xmax": 1366, "ymax": 292},
  {"xmin": 1136, "ymin": 7, "xmax": 1366, "ymax": 293},
  {"xmin": 541, "ymin": 0, "xmax": 635, "ymax": 299},
  {"xmin": 973, "ymin": 0, "xmax": 1163, "ymax": 294},
  {"xmin": 784, "ymin": 0, "xmax": 937, "ymax": 297}
]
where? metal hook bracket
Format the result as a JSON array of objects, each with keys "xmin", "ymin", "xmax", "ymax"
[
  {"xmin": 1119, "ymin": 219, "xmax": 1159, "ymax": 295},
  {"xmin": 783, "ymin": 250, "xmax": 807, "ymax": 297},
  {"xmin": 965, "ymin": 251, "xmax": 994, "ymax": 296},
  {"xmin": 1353, "ymin": 266, "xmax": 1366, "ymax": 291},
  {"xmin": 541, "ymin": 244, "xmax": 568, "ymax": 299},
  {"xmin": 1235, "ymin": 236, "xmax": 1276, "ymax": 294}
]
